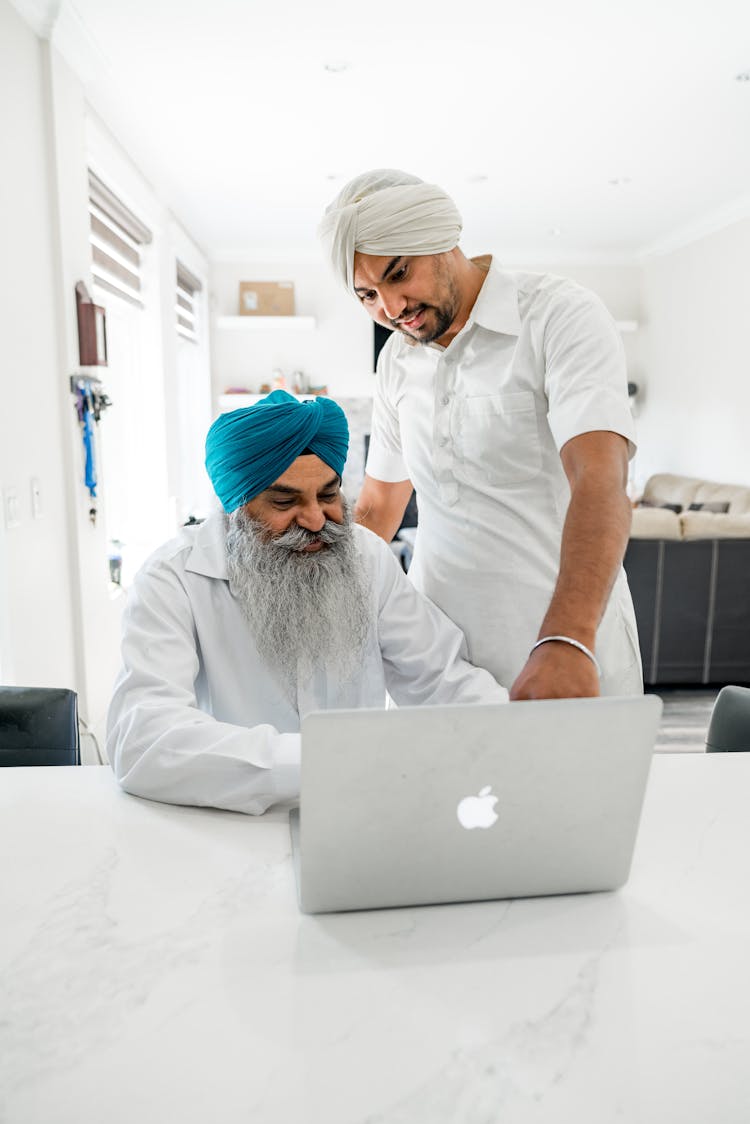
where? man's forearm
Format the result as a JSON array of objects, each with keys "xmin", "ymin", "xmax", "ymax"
[
  {"xmin": 353, "ymin": 495, "xmax": 395, "ymax": 539},
  {"xmin": 354, "ymin": 475, "xmax": 414, "ymax": 542},
  {"xmin": 538, "ymin": 479, "xmax": 632, "ymax": 646},
  {"xmin": 510, "ymin": 430, "xmax": 631, "ymax": 700}
]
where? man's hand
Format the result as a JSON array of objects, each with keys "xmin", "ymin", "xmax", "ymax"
[
  {"xmin": 509, "ymin": 641, "xmax": 600, "ymax": 701},
  {"xmin": 514, "ymin": 430, "xmax": 630, "ymax": 700}
]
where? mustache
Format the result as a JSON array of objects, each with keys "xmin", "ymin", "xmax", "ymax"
[
  {"xmin": 225, "ymin": 499, "xmax": 369, "ymax": 697},
  {"xmin": 262, "ymin": 516, "xmax": 349, "ymax": 553},
  {"xmin": 391, "ymin": 304, "xmax": 427, "ymax": 328}
]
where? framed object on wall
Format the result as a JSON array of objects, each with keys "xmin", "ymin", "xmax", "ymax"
[{"xmin": 75, "ymin": 281, "xmax": 108, "ymax": 367}]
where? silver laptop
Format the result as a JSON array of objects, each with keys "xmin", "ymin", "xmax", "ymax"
[{"xmin": 289, "ymin": 695, "xmax": 662, "ymax": 914}]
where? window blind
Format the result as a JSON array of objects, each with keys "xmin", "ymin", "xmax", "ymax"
[
  {"xmin": 88, "ymin": 170, "xmax": 152, "ymax": 307},
  {"xmin": 176, "ymin": 261, "xmax": 202, "ymax": 342}
]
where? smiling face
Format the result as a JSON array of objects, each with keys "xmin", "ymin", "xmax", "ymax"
[
  {"xmin": 241, "ymin": 455, "xmax": 344, "ymax": 549},
  {"xmin": 226, "ymin": 458, "xmax": 369, "ymax": 695},
  {"xmin": 353, "ymin": 250, "xmax": 470, "ymax": 347}
]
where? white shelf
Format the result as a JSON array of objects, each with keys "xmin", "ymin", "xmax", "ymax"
[{"xmin": 216, "ymin": 315, "xmax": 316, "ymax": 331}]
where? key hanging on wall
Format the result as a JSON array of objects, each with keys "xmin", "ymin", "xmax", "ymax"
[{"xmin": 70, "ymin": 375, "xmax": 113, "ymax": 527}]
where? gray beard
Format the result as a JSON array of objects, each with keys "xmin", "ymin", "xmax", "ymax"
[{"xmin": 224, "ymin": 501, "xmax": 371, "ymax": 700}]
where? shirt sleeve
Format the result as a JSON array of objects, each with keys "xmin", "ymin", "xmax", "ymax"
[
  {"xmin": 364, "ymin": 338, "xmax": 411, "ymax": 483},
  {"xmin": 543, "ymin": 286, "xmax": 637, "ymax": 457},
  {"xmin": 106, "ymin": 562, "xmax": 300, "ymax": 815},
  {"xmin": 368, "ymin": 532, "xmax": 509, "ymax": 705}
]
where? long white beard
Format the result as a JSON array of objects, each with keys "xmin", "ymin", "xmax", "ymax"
[{"xmin": 225, "ymin": 501, "xmax": 371, "ymax": 699}]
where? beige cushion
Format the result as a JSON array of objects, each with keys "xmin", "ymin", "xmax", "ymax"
[
  {"xmin": 691, "ymin": 480, "xmax": 750, "ymax": 515},
  {"xmin": 642, "ymin": 473, "xmax": 750, "ymax": 515},
  {"xmin": 641, "ymin": 473, "xmax": 704, "ymax": 510},
  {"xmin": 681, "ymin": 512, "xmax": 750, "ymax": 540},
  {"xmin": 630, "ymin": 506, "xmax": 682, "ymax": 539}
]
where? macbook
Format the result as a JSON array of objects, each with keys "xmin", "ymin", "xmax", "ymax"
[{"xmin": 290, "ymin": 694, "xmax": 662, "ymax": 914}]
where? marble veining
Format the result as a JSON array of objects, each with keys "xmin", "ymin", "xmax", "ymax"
[
  {"xmin": 0, "ymin": 843, "xmax": 289, "ymax": 1101},
  {"xmin": 2, "ymin": 761, "xmax": 750, "ymax": 1124},
  {"xmin": 361, "ymin": 953, "xmax": 604, "ymax": 1123}
]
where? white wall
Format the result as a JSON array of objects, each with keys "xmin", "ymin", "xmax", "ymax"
[
  {"xmin": 77, "ymin": 111, "xmax": 211, "ymax": 716},
  {"xmin": 0, "ymin": 0, "xmax": 211, "ymax": 756},
  {"xmin": 0, "ymin": 2, "xmax": 78, "ymax": 690},
  {"xmin": 47, "ymin": 49, "xmax": 125, "ymax": 734},
  {"xmin": 637, "ymin": 217, "xmax": 750, "ymax": 488},
  {"xmin": 209, "ymin": 258, "xmax": 376, "ymax": 406}
]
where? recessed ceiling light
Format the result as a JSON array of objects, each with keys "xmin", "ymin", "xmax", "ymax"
[
  {"xmin": 467, "ymin": 173, "xmax": 488, "ymax": 182},
  {"xmin": 325, "ymin": 172, "xmax": 343, "ymax": 180},
  {"xmin": 608, "ymin": 177, "xmax": 632, "ymax": 186},
  {"xmin": 324, "ymin": 61, "xmax": 350, "ymax": 73},
  {"xmin": 736, "ymin": 70, "xmax": 750, "ymax": 82},
  {"xmin": 547, "ymin": 227, "xmax": 562, "ymax": 237}
]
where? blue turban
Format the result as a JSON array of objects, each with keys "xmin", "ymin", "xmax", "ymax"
[{"xmin": 205, "ymin": 390, "xmax": 349, "ymax": 512}]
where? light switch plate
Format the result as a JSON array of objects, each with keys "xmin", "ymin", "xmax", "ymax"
[
  {"xmin": 30, "ymin": 477, "xmax": 43, "ymax": 519},
  {"xmin": 3, "ymin": 489, "xmax": 21, "ymax": 530}
]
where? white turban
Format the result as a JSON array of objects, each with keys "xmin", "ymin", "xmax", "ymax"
[{"xmin": 318, "ymin": 169, "xmax": 463, "ymax": 293}]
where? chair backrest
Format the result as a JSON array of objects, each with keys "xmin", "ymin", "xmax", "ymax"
[
  {"xmin": 0, "ymin": 686, "xmax": 80, "ymax": 766},
  {"xmin": 706, "ymin": 685, "xmax": 750, "ymax": 752}
]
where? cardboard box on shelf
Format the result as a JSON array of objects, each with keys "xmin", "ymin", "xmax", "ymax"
[{"xmin": 238, "ymin": 281, "xmax": 295, "ymax": 316}]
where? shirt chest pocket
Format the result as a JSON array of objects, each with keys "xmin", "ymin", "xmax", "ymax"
[{"xmin": 453, "ymin": 391, "xmax": 543, "ymax": 487}]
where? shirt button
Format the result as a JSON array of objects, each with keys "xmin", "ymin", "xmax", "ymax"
[
  {"xmin": 441, "ymin": 394, "xmax": 450, "ymax": 406},
  {"xmin": 439, "ymin": 436, "xmax": 449, "ymax": 447}
]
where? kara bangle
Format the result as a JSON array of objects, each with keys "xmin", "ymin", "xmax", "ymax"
[{"xmin": 530, "ymin": 635, "xmax": 601, "ymax": 676}]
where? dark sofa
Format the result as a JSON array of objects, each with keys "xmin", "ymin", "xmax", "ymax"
[
  {"xmin": 624, "ymin": 537, "xmax": 750, "ymax": 685},
  {"xmin": 624, "ymin": 473, "xmax": 750, "ymax": 686}
]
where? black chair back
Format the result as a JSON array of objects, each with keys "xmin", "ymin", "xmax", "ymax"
[
  {"xmin": 0, "ymin": 686, "xmax": 80, "ymax": 766},
  {"xmin": 706, "ymin": 685, "xmax": 750, "ymax": 753}
]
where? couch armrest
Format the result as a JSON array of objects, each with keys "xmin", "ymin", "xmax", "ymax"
[{"xmin": 630, "ymin": 506, "xmax": 682, "ymax": 539}]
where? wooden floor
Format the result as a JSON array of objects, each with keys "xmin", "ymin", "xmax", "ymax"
[{"xmin": 647, "ymin": 686, "xmax": 719, "ymax": 753}]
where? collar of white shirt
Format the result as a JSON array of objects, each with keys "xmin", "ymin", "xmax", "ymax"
[
  {"xmin": 468, "ymin": 259, "xmax": 522, "ymax": 338},
  {"xmin": 184, "ymin": 512, "xmax": 228, "ymax": 581}
]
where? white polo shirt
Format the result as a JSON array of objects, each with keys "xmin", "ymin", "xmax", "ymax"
[{"xmin": 365, "ymin": 260, "xmax": 642, "ymax": 693}]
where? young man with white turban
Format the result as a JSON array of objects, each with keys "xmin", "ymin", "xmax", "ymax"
[
  {"xmin": 107, "ymin": 390, "xmax": 507, "ymax": 815},
  {"xmin": 318, "ymin": 170, "xmax": 642, "ymax": 702}
]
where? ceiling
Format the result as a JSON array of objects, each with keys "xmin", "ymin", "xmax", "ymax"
[{"xmin": 14, "ymin": 0, "xmax": 750, "ymax": 261}]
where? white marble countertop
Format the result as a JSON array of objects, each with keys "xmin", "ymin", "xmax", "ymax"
[{"xmin": 2, "ymin": 754, "xmax": 749, "ymax": 1123}]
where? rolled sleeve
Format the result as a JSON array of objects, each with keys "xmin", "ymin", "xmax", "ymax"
[
  {"xmin": 366, "ymin": 342, "xmax": 411, "ymax": 482},
  {"xmin": 365, "ymin": 441, "xmax": 410, "ymax": 483},
  {"xmin": 543, "ymin": 289, "xmax": 636, "ymax": 458}
]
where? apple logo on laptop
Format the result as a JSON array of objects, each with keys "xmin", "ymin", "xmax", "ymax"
[{"xmin": 456, "ymin": 786, "xmax": 499, "ymax": 830}]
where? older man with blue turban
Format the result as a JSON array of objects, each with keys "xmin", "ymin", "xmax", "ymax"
[
  {"xmin": 319, "ymin": 169, "xmax": 642, "ymax": 704},
  {"xmin": 107, "ymin": 390, "xmax": 506, "ymax": 815}
]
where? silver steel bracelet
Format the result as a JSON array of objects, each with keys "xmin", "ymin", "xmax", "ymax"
[{"xmin": 530, "ymin": 635, "xmax": 602, "ymax": 676}]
